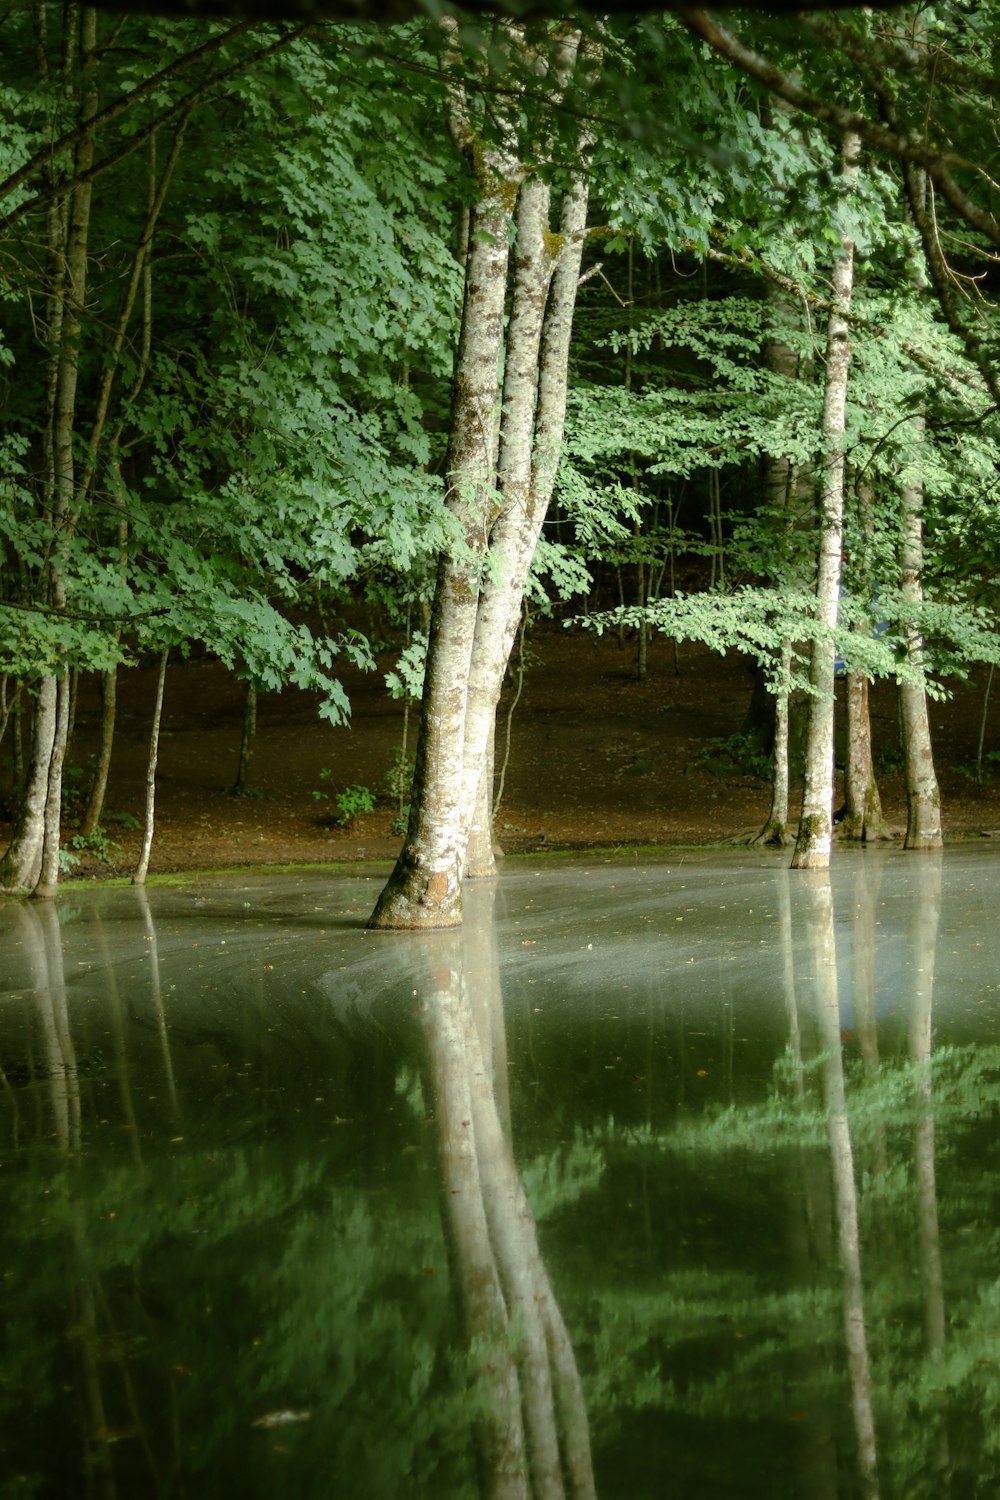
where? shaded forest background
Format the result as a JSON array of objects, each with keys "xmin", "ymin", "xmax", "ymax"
[{"xmin": 21, "ymin": 624, "xmax": 999, "ymax": 878}]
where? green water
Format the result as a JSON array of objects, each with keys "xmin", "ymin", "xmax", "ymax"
[{"xmin": 2, "ymin": 848, "xmax": 999, "ymax": 1497}]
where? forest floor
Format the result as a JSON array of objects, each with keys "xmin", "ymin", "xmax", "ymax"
[{"xmin": 13, "ymin": 624, "xmax": 1000, "ymax": 882}]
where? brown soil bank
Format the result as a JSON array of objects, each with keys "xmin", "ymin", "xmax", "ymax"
[{"xmin": 5, "ymin": 628, "xmax": 1000, "ymax": 881}]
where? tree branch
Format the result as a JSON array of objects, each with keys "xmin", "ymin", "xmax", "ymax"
[
  {"xmin": 0, "ymin": 23, "xmax": 309, "ymax": 237},
  {"xmin": 0, "ymin": 19, "xmax": 258, "ymax": 208},
  {"xmin": 682, "ymin": 8, "xmax": 1000, "ymax": 250}
]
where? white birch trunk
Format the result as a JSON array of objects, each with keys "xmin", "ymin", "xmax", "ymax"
[
  {"xmin": 371, "ymin": 33, "xmax": 597, "ymax": 928},
  {"xmin": 465, "ymin": 730, "xmax": 501, "ymax": 879},
  {"xmin": 0, "ymin": 676, "xmax": 57, "ymax": 891},
  {"xmin": 132, "ymin": 647, "xmax": 168, "ymax": 885},
  {"xmin": 28, "ymin": 6, "xmax": 99, "ymax": 896},
  {"xmin": 369, "ymin": 141, "xmax": 521, "ymax": 927},
  {"xmin": 898, "ymin": 438, "xmax": 942, "ymax": 849},
  {"xmin": 32, "ymin": 669, "xmax": 72, "ymax": 898},
  {"xmin": 792, "ymin": 132, "xmax": 861, "ymax": 870},
  {"xmin": 457, "ymin": 167, "xmax": 592, "ymax": 872}
]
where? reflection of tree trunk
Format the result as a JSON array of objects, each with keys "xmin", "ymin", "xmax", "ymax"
[
  {"xmin": 802, "ymin": 873, "xmax": 880, "ymax": 1500},
  {"xmin": 420, "ymin": 890, "xmax": 595, "ymax": 1498},
  {"xmin": 849, "ymin": 858, "xmax": 889, "ymax": 1217},
  {"xmin": 907, "ymin": 854, "xmax": 949, "ymax": 1489},
  {"xmin": 19, "ymin": 899, "xmax": 82, "ymax": 1150},
  {"xmin": 778, "ymin": 871, "xmax": 838, "ymax": 1498},
  {"xmin": 92, "ymin": 907, "xmax": 143, "ymax": 1164},
  {"xmin": 423, "ymin": 935, "xmax": 527, "ymax": 1497},
  {"xmin": 132, "ymin": 885, "xmax": 180, "ymax": 1118},
  {"xmin": 22, "ymin": 896, "xmax": 125, "ymax": 1495}
]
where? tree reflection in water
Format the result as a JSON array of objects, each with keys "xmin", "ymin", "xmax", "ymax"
[
  {"xmin": 418, "ymin": 882, "xmax": 596, "ymax": 1500},
  {"xmin": 797, "ymin": 872, "xmax": 880, "ymax": 1500},
  {"xmin": 5, "ymin": 854, "xmax": 1000, "ymax": 1496}
]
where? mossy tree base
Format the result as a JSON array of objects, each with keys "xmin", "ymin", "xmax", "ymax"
[{"xmin": 368, "ymin": 847, "xmax": 463, "ymax": 930}]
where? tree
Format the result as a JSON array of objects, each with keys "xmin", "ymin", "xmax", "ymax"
[
  {"xmin": 370, "ymin": 23, "xmax": 600, "ymax": 929},
  {"xmin": 0, "ymin": 17, "xmax": 460, "ymax": 891}
]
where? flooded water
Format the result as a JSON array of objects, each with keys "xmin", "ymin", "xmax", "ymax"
[{"xmin": 2, "ymin": 847, "xmax": 1000, "ymax": 1498}]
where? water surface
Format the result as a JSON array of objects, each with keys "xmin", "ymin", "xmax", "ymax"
[{"xmin": 2, "ymin": 847, "xmax": 1000, "ymax": 1498}]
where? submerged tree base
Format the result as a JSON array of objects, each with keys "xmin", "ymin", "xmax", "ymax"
[{"xmin": 368, "ymin": 847, "xmax": 464, "ymax": 929}]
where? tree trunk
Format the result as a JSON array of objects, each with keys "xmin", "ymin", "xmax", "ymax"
[
  {"xmin": 457, "ymin": 159, "xmax": 592, "ymax": 881},
  {"xmin": 792, "ymin": 132, "xmax": 861, "ymax": 870},
  {"xmin": 133, "ymin": 647, "xmax": 168, "ymax": 886},
  {"xmin": 370, "ymin": 31, "xmax": 596, "ymax": 929},
  {"xmin": 33, "ymin": 670, "xmax": 72, "ymax": 899},
  {"xmin": 79, "ymin": 666, "xmax": 117, "ymax": 835},
  {"xmin": 753, "ymin": 644, "xmax": 794, "ymax": 846},
  {"xmin": 752, "ymin": 288, "xmax": 809, "ymax": 849},
  {"xmin": 368, "ymin": 18, "xmax": 525, "ymax": 931},
  {"xmin": 232, "ymin": 678, "xmax": 257, "ymax": 794},
  {"xmin": 0, "ymin": 676, "xmax": 57, "ymax": 891},
  {"xmin": 23, "ymin": 4, "xmax": 100, "ymax": 898},
  {"xmin": 465, "ymin": 729, "xmax": 501, "ymax": 880},
  {"xmin": 840, "ymin": 671, "xmax": 883, "ymax": 841},
  {"xmin": 898, "ymin": 443, "xmax": 942, "ymax": 849}
]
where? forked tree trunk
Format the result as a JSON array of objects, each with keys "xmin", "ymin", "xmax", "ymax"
[
  {"xmin": 840, "ymin": 671, "xmax": 883, "ymax": 841},
  {"xmin": 457, "ymin": 158, "xmax": 592, "ymax": 877},
  {"xmin": 368, "ymin": 164, "xmax": 519, "ymax": 926},
  {"xmin": 898, "ymin": 446, "xmax": 942, "ymax": 849},
  {"xmin": 792, "ymin": 132, "xmax": 861, "ymax": 871},
  {"xmin": 370, "ymin": 31, "xmax": 596, "ymax": 929},
  {"xmin": 33, "ymin": 670, "xmax": 72, "ymax": 898},
  {"xmin": 368, "ymin": 20, "xmax": 525, "ymax": 928},
  {"xmin": 26, "ymin": 5, "xmax": 99, "ymax": 898}
]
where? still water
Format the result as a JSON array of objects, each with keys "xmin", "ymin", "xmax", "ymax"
[{"xmin": 2, "ymin": 847, "xmax": 999, "ymax": 1498}]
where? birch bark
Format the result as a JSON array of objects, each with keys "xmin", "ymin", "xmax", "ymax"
[
  {"xmin": 0, "ymin": 677, "xmax": 57, "ymax": 891},
  {"xmin": 132, "ymin": 646, "xmax": 168, "ymax": 886},
  {"xmin": 458, "ymin": 164, "xmax": 592, "ymax": 877},
  {"xmin": 371, "ymin": 32, "xmax": 597, "ymax": 928},
  {"xmin": 898, "ymin": 441, "xmax": 942, "ymax": 849},
  {"xmin": 791, "ymin": 132, "xmax": 861, "ymax": 870}
]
